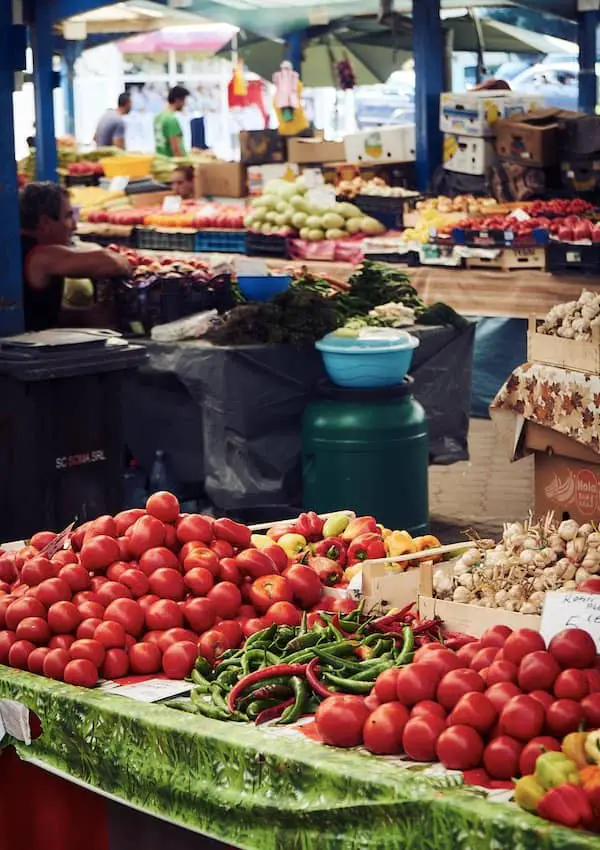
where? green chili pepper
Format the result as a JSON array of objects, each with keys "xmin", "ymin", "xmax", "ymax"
[
  {"xmin": 164, "ymin": 698, "xmax": 200, "ymax": 714},
  {"xmin": 394, "ymin": 626, "xmax": 415, "ymax": 666},
  {"xmin": 351, "ymin": 659, "xmax": 393, "ymax": 681},
  {"xmin": 190, "ymin": 669, "xmax": 212, "ymax": 692},
  {"xmin": 283, "ymin": 631, "xmax": 321, "ymax": 655},
  {"xmin": 323, "ymin": 672, "xmax": 375, "ymax": 694},
  {"xmin": 194, "ymin": 656, "xmax": 213, "ymax": 677},
  {"xmin": 277, "ymin": 676, "xmax": 310, "ymax": 724},
  {"xmin": 217, "ymin": 648, "xmax": 243, "ymax": 662},
  {"xmin": 190, "ymin": 691, "xmax": 231, "ymax": 721},
  {"xmin": 244, "ymin": 623, "xmax": 277, "ymax": 649},
  {"xmin": 299, "ymin": 611, "xmax": 308, "ymax": 635},
  {"xmin": 246, "ymin": 699, "xmax": 279, "ymax": 719},
  {"xmin": 283, "ymin": 648, "xmax": 319, "ymax": 664},
  {"xmin": 216, "ymin": 668, "xmax": 240, "ymax": 688}
]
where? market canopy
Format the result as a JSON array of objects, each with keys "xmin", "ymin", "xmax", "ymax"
[{"xmin": 57, "ymin": 0, "xmax": 206, "ymax": 36}]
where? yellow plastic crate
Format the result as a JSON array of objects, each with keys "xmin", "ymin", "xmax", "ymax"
[{"xmin": 100, "ymin": 155, "xmax": 154, "ymax": 180}]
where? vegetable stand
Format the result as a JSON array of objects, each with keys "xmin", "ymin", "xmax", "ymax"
[{"xmin": 1, "ymin": 666, "xmax": 598, "ymax": 850}]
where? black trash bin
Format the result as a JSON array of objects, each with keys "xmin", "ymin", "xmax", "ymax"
[{"xmin": 0, "ymin": 330, "xmax": 146, "ymax": 541}]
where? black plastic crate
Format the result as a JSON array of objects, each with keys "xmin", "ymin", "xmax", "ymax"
[
  {"xmin": 547, "ymin": 242, "xmax": 600, "ymax": 275},
  {"xmin": 65, "ymin": 173, "xmax": 101, "ymax": 187},
  {"xmin": 135, "ymin": 229, "xmax": 197, "ymax": 252},
  {"xmin": 363, "ymin": 250, "xmax": 420, "ymax": 266},
  {"xmin": 79, "ymin": 232, "xmax": 134, "ymax": 248},
  {"xmin": 195, "ymin": 230, "xmax": 247, "ymax": 253},
  {"xmin": 114, "ymin": 274, "xmax": 234, "ymax": 336},
  {"xmin": 245, "ymin": 232, "xmax": 289, "ymax": 258}
]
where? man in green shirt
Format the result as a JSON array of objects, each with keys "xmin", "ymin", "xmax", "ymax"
[{"xmin": 154, "ymin": 85, "xmax": 190, "ymax": 157}]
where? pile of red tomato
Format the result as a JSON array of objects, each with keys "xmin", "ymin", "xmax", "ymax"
[
  {"xmin": 315, "ymin": 625, "xmax": 600, "ymax": 784},
  {"xmin": 0, "ymin": 493, "xmax": 327, "ymax": 689}
]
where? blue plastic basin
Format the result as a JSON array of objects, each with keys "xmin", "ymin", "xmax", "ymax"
[
  {"xmin": 316, "ymin": 330, "xmax": 420, "ymax": 388},
  {"xmin": 238, "ymin": 275, "xmax": 291, "ymax": 302}
]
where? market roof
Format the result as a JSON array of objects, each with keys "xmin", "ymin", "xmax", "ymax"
[{"xmin": 58, "ymin": 0, "xmax": 205, "ymax": 35}]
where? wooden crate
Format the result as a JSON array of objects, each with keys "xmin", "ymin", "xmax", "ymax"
[
  {"xmin": 417, "ymin": 562, "xmax": 541, "ymax": 637},
  {"xmin": 466, "ymin": 247, "xmax": 546, "ymax": 272},
  {"xmin": 527, "ymin": 316, "xmax": 600, "ymax": 374}
]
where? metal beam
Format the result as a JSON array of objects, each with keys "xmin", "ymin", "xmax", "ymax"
[
  {"xmin": 31, "ymin": 1, "xmax": 58, "ymax": 180},
  {"xmin": 0, "ymin": 2, "xmax": 24, "ymax": 334},
  {"xmin": 60, "ymin": 40, "xmax": 81, "ymax": 137},
  {"xmin": 413, "ymin": 0, "xmax": 443, "ymax": 191},
  {"xmin": 578, "ymin": 9, "xmax": 598, "ymax": 113},
  {"xmin": 285, "ymin": 31, "xmax": 303, "ymax": 72}
]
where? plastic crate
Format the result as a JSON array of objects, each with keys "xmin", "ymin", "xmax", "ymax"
[
  {"xmin": 65, "ymin": 174, "xmax": 101, "ymax": 187},
  {"xmin": 245, "ymin": 232, "xmax": 290, "ymax": 258},
  {"xmin": 135, "ymin": 229, "xmax": 197, "ymax": 252},
  {"xmin": 547, "ymin": 242, "xmax": 600, "ymax": 275},
  {"xmin": 78, "ymin": 232, "xmax": 134, "ymax": 248},
  {"xmin": 194, "ymin": 230, "xmax": 247, "ymax": 253},
  {"xmin": 114, "ymin": 273, "xmax": 234, "ymax": 336},
  {"xmin": 99, "ymin": 155, "xmax": 153, "ymax": 179},
  {"xmin": 352, "ymin": 193, "xmax": 422, "ymax": 230},
  {"xmin": 451, "ymin": 226, "xmax": 549, "ymax": 248},
  {"xmin": 363, "ymin": 250, "xmax": 420, "ymax": 266}
]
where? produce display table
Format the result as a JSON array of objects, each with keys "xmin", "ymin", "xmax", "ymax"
[
  {"xmin": 122, "ymin": 324, "xmax": 475, "ymax": 516},
  {"xmin": 0, "ymin": 666, "xmax": 597, "ymax": 850}
]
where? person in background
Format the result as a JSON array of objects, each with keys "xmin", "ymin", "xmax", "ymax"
[
  {"xmin": 170, "ymin": 165, "xmax": 195, "ymax": 200},
  {"xmin": 154, "ymin": 85, "xmax": 190, "ymax": 158},
  {"xmin": 94, "ymin": 92, "xmax": 132, "ymax": 149},
  {"xmin": 20, "ymin": 182, "xmax": 131, "ymax": 331},
  {"xmin": 472, "ymin": 78, "xmax": 511, "ymax": 91}
]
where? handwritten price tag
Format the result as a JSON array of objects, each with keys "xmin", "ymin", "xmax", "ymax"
[
  {"xmin": 540, "ymin": 591, "xmax": 600, "ymax": 650},
  {"xmin": 162, "ymin": 195, "xmax": 182, "ymax": 214}
]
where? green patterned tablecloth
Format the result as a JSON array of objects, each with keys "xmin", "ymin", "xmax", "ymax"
[{"xmin": 1, "ymin": 665, "xmax": 599, "ymax": 850}]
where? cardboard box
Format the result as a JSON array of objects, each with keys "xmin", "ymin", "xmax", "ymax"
[
  {"xmin": 239, "ymin": 130, "xmax": 287, "ymax": 165},
  {"xmin": 440, "ymin": 92, "xmax": 543, "ymax": 137},
  {"xmin": 246, "ymin": 163, "xmax": 299, "ymax": 196},
  {"xmin": 194, "ymin": 162, "xmax": 246, "ymax": 198},
  {"xmin": 561, "ymin": 113, "xmax": 600, "ymax": 157},
  {"xmin": 321, "ymin": 160, "xmax": 416, "ymax": 189},
  {"xmin": 287, "ymin": 138, "xmax": 345, "ymax": 164},
  {"xmin": 443, "ymin": 134, "xmax": 495, "ymax": 176},
  {"xmin": 344, "ymin": 125, "xmax": 416, "ymax": 164},
  {"xmin": 495, "ymin": 110, "xmax": 564, "ymax": 168}
]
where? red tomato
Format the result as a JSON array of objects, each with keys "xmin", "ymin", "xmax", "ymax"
[
  {"xmin": 8, "ymin": 639, "xmax": 36, "ymax": 668},
  {"xmin": 119, "ymin": 569, "xmax": 150, "ymax": 599},
  {"xmin": 281, "ymin": 565, "xmax": 321, "ymax": 609},
  {"xmin": 33, "ymin": 578, "xmax": 72, "ymax": 608},
  {"xmin": 456, "ymin": 642, "xmax": 482, "ymax": 666},
  {"xmin": 106, "ymin": 561, "xmax": 129, "ymax": 583},
  {"xmin": 59, "ymin": 565, "xmax": 90, "ymax": 593},
  {"xmin": 94, "ymin": 620, "xmax": 127, "ymax": 649},
  {"xmin": 43, "ymin": 648, "xmax": 70, "ymax": 680},
  {"xmin": 0, "ymin": 630, "xmax": 16, "ymax": 664},
  {"xmin": 582, "ymin": 693, "xmax": 600, "ymax": 727},
  {"xmin": 47, "ymin": 601, "xmax": 80, "ymax": 634},
  {"xmin": 162, "ymin": 641, "xmax": 196, "ymax": 679},
  {"xmin": 128, "ymin": 516, "xmax": 167, "ymax": 558},
  {"xmin": 176, "ymin": 515, "xmax": 213, "ymax": 545},
  {"xmin": 413, "ymin": 643, "xmax": 451, "ymax": 662},
  {"xmin": 586, "ymin": 668, "xmax": 600, "ymax": 694},
  {"xmin": 197, "ymin": 629, "xmax": 230, "ymax": 665},
  {"xmin": 89, "ymin": 577, "xmax": 108, "ymax": 592},
  {"xmin": 0, "ymin": 598, "xmax": 13, "ymax": 630},
  {"xmin": 30, "ymin": 531, "xmax": 56, "ymax": 550},
  {"xmin": 402, "ymin": 715, "xmax": 446, "ymax": 761},
  {"xmin": 213, "ymin": 619, "xmax": 242, "ymax": 648},
  {"xmin": 480, "ymin": 625, "xmax": 512, "ymax": 648},
  {"xmin": 74, "ymin": 591, "xmax": 100, "ymax": 605},
  {"xmin": 578, "ymin": 578, "xmax": 600, "ymax": 594},
  {"xmin": 137, "ymin": 594, "xmax": 160, "ymax": 613},
  {"xmin": 71, "ymin": 523, "xmax": 91, "ymax": 552},
  {"xmin": 436, "ymin": 725, "xmax": 484, "ymax": 771},
  {"xmin": 146, "ymin": 491, "xmax": 180, "ymax": 524},
  {"xmin": 374, "ymin": 668, "xmax": 402, "ymax": 704},
  {"xmin": 117, "ymin": 537, "xmax": 133, "ymax": 561},
  {"xmin": 102, "ymin": 648, "xmax": 129, "ymax": 679},
  {"xmin": 517, "ymin": 651, "xmax": 560, "ymax": 693},
  {"xmin": 139, "ymin": 547, "xmax": 180, "ymax": 576},
  {"xmin": 364, "ymin": 692, "xmax": 380, "ymax": 713},
  {"xmin": 437, "ymin": 669, "xmax": 485, "ymax": 710},
  {"xmin": 483, "ymin": 736, "xmax": 522, "ymax": 780},
  {"xmin": 144, "ymin": 630, "xmax": 164, "ymax": 646},
  {"xmin": 266, "ymin": 601, "xmax": 301, "ymax": 627},
  {"xmin": 183, "ymin": 549, "xmax": 220, "ymax": 577},
  {"xmin": 216, "ymin": 559, "xmax": 242, "ymax": 586},
  {"xmin": 80, "ymin": 536, "xmax": 120, "ymax": 572},
  {"xmin": 499, "ymin": 694, "xmax": 545, "ymax": 741},
  {"xmin": 262, "ymin": 545, "xmax": 288, "ymax": 573},
  {"xmin": 448, "ymin": 692, "xmax": 497, "ymax": 734},
  {"xmin": 21, "ymin": 557, "xmax": 55, "ymax": 587},
  {"xmin": 104, "ymin": 598, "xmax": 145, "ymax": 637},
  {"xmin": 77, "ymin": 600, "xmax": 105, "ymax": 620},
  {"xmin": 415, "ymin": 648, "xmax": 463, "ymax": 678},
  {"xmin": 237, "ymin": 604, "xmax": 257, "ymax": 623},
  {"xmin": 97, "ymin": 581, "xmax": 133, "ymax": 607},
  {"xmin": 528, "ymin": 689, "xmax": 555, "ymax": 711},
  {"xmin": 395, "ymin": 664, "xmax": 441, "ymax": 706},
  {"xmin": 183, "ymin": 598, "xmax": 216, "ymax": 633},
  {"xmin": 410, "ymin": 701, "xmax": 447, "ymax": 721},
  {"xmin": 470, "ymin": 646, "xmax": 500, "ymax": 672},
  {"xmin": 164, "ymin": 524, "xmax": 178, "ymax": 551},
  {"xmin": 210, "ymin": 540, "xmax": 234, "ymax": 559},
  {"xmin": 184, "ymin": 567, "xmax": 214, "ymax": 597},
  {"xmin": 503, "ymin": 629, "xmax": 546, "ymax": 666},
  {"xmin": 242, "ymin": 617, "xmax": 270, "ymax": 637},
  {"xmin": 554, "ymin": 668, "xmax": 590, "ymax": 701},
  {"xmin": 70, "ymin": 638, "xmax": 105, "ymax": 669},
  {"xmin": 549, "ymin": 628, "xmax": 597, "ymax": 670},
  {"xmin": 363, "ymin": 703, "xmax": 410, "ymax": 755},
  {"xmin": 64, "ymin": 658, "xmax": 98, "ymax": 688},
  {"xmin": 484, "ymin": 660, "xmax": 518, "ymax": 686},
  {"xmin": 315, "ymin": 695, "xmax": 370, "ymax": 748},
  {"xmin": 207, "ymin": 582, "xmax": 242, "ymax": 619},
  {"xmin": 86, "ymin": 515, "xmax": 117, "ymax": 539},
  {"xmin": 115, "ymin": 509, "xmax": 145, "ymax": 536},
  {"xmin": 5, "ymin": 597, "xmax": 46, "ymax": 630},
  {"xmin": 27, "ymin": 646, "xmax": 50, "ymax": 675},
  {"xmin": 53, "ymin": 551, "xmax": 78, "ymax": 568},
  {"xmin": 250, "ymin": 575, "xmax": 293, "ymax": 613},
  {"xmin": 49, "ymin": 635, "xmax": 75, "ymax": 651},
  {"xmin": 157, "ymin": 628, "xmax": 198, "ymax": 653},
  {"xmin": 148, "ymin": 568, "xmax": 185, "ymax": 601},
  {"xmin": 519, "ymin": 736, "xmax": 561, "ymax": 776},
  {"xmin": 145, "ymin": 599, "xmax": 184, "ymax": 631},
  {"xmin": 236, "ymin": 550, "xmax": 279, "ymax": 581},
  {"xmin": 77, "ymin": 618, "xmax": 103, "ymax": 640},
  {"xmin": 129, "ymin": 642, "xmax": 162, "ymax": 675},
  {"xmin": 546, "ymin": 699, "xmax": 585, "ymax": 737}
]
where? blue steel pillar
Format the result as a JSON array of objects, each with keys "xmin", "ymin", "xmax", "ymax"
[
  {"xmin": 285, "ymin": 31, "xmax": 303, "ymax": 73},
  {"xmin": 61, "ymin": 41, "xmax": 81, "ymax": 138},
  {"xmin": 578, "ymin": 10, "xmax": 599, "ymax": 114},
  {"xmin": 30, "ymin": 1, "xmax": 58, "ymax": 181},
  {"xmin": 413, "ymin": 0, "xmax": 444, "ymax": 191},
  {"xmin": 0, "ymin": 3, "xmax": 25, "ymax": 334}
]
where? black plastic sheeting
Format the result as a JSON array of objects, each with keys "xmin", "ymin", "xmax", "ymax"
[{"xmin": 122, "ymin": 324, "xmax": 474, "ymax": 516}]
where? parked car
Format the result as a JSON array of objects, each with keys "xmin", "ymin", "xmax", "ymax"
[
  {"xmin": 355, "ymin": 69, "xmax": 415, "ymax": 128},
  {"xmin": 510, "ymin": 61, "xmax": 599, "ymax": 111}
]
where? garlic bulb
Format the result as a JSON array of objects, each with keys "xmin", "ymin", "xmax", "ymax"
[
  {"xmin": 453, "ymin": 586, "xmax": 471, "ymax": 604},
  {"xmin": 576, "ymin": 567, "xmax": 592, "ymax": 584},
  {"xmin": 433, "ymin": 570, "xmax": 453, "ymax": 596},
  {"xmin": 559, "ymin": 519, "xmax": 580, "ymax": 541}
]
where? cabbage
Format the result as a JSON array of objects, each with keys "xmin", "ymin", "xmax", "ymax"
[
  {"xmin": 336, "ymin": 202, "xmax": 362, "ymax": 219},
  {"xmin": 345, "ymin": 217, "xmax": 364, "ymax": 234},
  {"xmin": 291, "ymin": 211, "xmax": 307, "ymax": 229},
  {"xmin": 307, "ymin": 228, "xmax": 325, "ymax": 241},
  {"xmin": 322, "ymin": 213, "xmax": 344, "ymax": 231},
  {"xmin": 290, "ymin": 195, "xmax": 308, "ymax": 211},
  {"xmin": 360, "ymin": 216, "xmax": 386, "ymax": 235},
  {"xmin": 306, "ymin": 215, "xmax": 323, "ymax": 229},
  {"xmin": 325, "ymin": 228, "xmax": 345, "ymax": 240}
]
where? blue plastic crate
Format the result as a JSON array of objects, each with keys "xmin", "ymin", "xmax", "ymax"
[{"xmin": 194, "ymin": 230, "xmax": 247, "ymax": 253}]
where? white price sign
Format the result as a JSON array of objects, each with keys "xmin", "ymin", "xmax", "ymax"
[
  {"xmin": 540, "ymin": 591, "xmax": 600, "ymax": 650},
  {"xmin": 162, "ymin": 195, "xmax": 182, "ymax": 214},
  {"xmin": 307, "ymin": 185, "xmax": 336, "ymax": 210},
  {"xmin": 100, "ymin": 678, "xmax": 192, "ymax": 703},
  {"xmin": 109, "ymin": 176, "xmax": 129, "ymax": 192}
]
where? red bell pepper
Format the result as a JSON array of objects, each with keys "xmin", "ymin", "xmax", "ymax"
[
  {"xmin": 267, "ymin": 522, "xmax": 299, "ymax": 542},
  {"xmin": 342, "ymin": 516, "xmax": 378, "ymax": 542},
  {"xmin": 347, "ymin": 533, "xmax": 387, "ymax": 566},
  {"xmin": 235, "ymin": 549, "xmax": 279, "ymax": 579},
  {"xmin": 295, "ymin": 512, "xmax": 325, "ymax": 542},
  {"xmin": 213, "ymin": 517, "xmax": 252, "ymax": 549},
  {"xmin": 537, "ymin": 784, "xmax": 594, "ymax": 830},
  {"xmin": 313, "ymin": 537, "xmax": 347, "ymax": 566},
  {"xmin": 308, "ymin": 556, "xmax": 343, "ymax": 586}
]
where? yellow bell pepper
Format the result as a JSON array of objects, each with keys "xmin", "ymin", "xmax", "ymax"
[
  {"xmin": 586, "ymin": 730, "xmax": 600, "ymax": 766},
  {"xmin": 563, "ymin": 732, "xmax": 590, "ymax": 770},
  {"xmin": 536, "ymin": 752, "xmax": 581, "ymax": 790},
  {"xmin": 385, "ymin": 530, "xmax": 415, "ymax": 558},
  {"xmin": 514, "ymin": 775, "xmax": 546, "ymax": 813}
]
